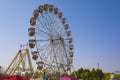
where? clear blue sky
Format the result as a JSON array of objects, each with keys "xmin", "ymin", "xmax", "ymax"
[{"xmin": 0, "ymin": 0, "xmax": 120, "ymax": 72}]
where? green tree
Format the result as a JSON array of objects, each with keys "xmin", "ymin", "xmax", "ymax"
[
  {"xmin": 95, "ymin": 69, "xmax": 104, "ymax": 80},
  {"xmin": 77, "ymin": 67, "xmax": 84, "ymax": 79},
  {"xmin": 70, "ymin": 67, "xmax": 104, "ymax": 80},
  {"xmin": 114, "ymin": 74, "xmax": 120, "ymax": 80},
  {"xmin": 103, "ymin": 72, "xmax": 110, "ymax": 80},
  {"xmin": 81, "ymin": 73, "xmax": 85, "ymax": 80},
  {"xmin": 91, "ymin": 68, "xmax": 96, "ymax": 79}
]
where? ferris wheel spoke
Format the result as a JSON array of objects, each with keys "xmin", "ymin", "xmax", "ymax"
[
  {"xmin": 51, "ymin": 12, "xmax": 58, "ymax": 24},
  {"xmin": 37, "ymin": 43, "xmax": 50, "ymax": 52},
  {"xmin": 50, "ymin": 46, "xmax": 56, "ymax": 66},
  {"xmin": 36, "ymin": 32, "xmax": 49, "ymax": 39},
  {"xmin": 55, "ymin": 43, "xmax": 65, "ymax": 65},
  {"xmin": 36, "ymin": 23, "xmax": 49, "ymax": 34},
  {"xmin": 41, "ymin": 42, "xmax": 52, "ymax": 59},
  {"xmin": 37, "ymin": 18, "xmax": 51, "ymax": 34},
  {"xmin": 47, "ymin": 48, "xmax": 54, "ymax": 67},
  {"xmin": 44, "ymin": 20, "xmax": 57, "ymax": 35},
  {"xmin": 40, "ymin": 13, "xmax": 54, "ymax": 30},
  {"xmin": 36, "ymin": 27, "xmax": 51, "ymax": 37},
  {"xmin": 37, "ymin": 18, "xmax": 47, "ymax": 28},
  {"xmin": 54, "ymin": 43, "xmax": 66, "ymax": 65},
  {"xmin": 52, "ymin": 20, "xmax": 64, "ymax": 36},
  {"xmin": 36, "ymin": 42, "xmax": 48, "ymax": 49},
  {"xmin": 43, "ymin": 49, "xmax": 56, "ymax": 67},
  {"xmin": 60, "ymin": 41, "xmax": 69, "ymax": 62},
  {"xmin": 59, "ymin": 30, "xmax": 66, "ymax": 38},
  {"xmin": 48, "ymin": 13, "xmax": 60, "ymax": 34},
  {"xmin": 60, "ymin": 28, "xmax": 67, "ymax": 37},
  {"xmin": 36, "ymin": 39, "xmax": 50, "ymax": 42},
  {"xmin": 42, "ymin": 16, "xmax": 50, "ymax": 27},
  {"xmin": 53, "ymin": 21, "xmax": 61, "ymax": 34},
  {"xmin": 53, "ymin": 39, "xmax": 68, "ymax": 64},
  {"xmin": 36, "ymin": 28, "xmax": 51, "ymax": 39},
  {"xmin": 53, "ymin": 47, "xmax": 60, "ymax": 67},
  {"xmin": 44, "ymin": 50, "xmax": 51, "ymax": 62},
  {"xmin": 53, "ymin": 21, "xmax": 63, "ymax": 36},
  {"xmin": 36, "ymin": 23, "xmax": 48, "ymax": 32},
  {"xmin": 46, "ymin": 18, "xmax": 59, "ymax": 35}
]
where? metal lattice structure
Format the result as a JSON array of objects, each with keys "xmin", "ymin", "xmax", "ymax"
[
  {"xmin": 28, "ymin": 4, "xmax": 74, "ymax": 75},
  {"xmin": 4, "ymin": 44, "xmax": 33, "ymax": 76}
]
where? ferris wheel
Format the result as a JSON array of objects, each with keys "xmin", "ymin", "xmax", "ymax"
[{"xmin": 28, "ymin": 4, "xmax": 74, "ymax": 74}]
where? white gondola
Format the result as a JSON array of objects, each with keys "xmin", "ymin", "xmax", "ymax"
[
  {"xmin": 66, "ymin": 64, "xmax": 71, "ymax": 71},
  {"xmin": 64, "ymin": 24, "xmax": 69, "ymax": 30},
  {"xmin": 68, "ymin": 56, "xmax": 73, "ymax": 64},
  {"xmin": 28, "ymin": 27, "xmax": 35, "ymax": 36},
  {"xmin": 69, "ymin": 44, "xmax": 73, "ymax": 50},
  {"xmin": 36, "ymin": 61, "xmax": 44, "ymax": 70},
  {"xmin": 54, "ymin": 8, "xmax": 58, "ymax": 14},
  {"xmin": 33, "ymin": 10, "xmax": 39, "ymax": 19},
  {"xmin": 44, "ymin": 4, "xmax": 49, "ymax": 11},
  {"xmin": 69, "ymin": 52, "xmax": 73, "ymax": 57},
  {"xmin": 67, "ymin": 31, "xmax": 71, "ymax": 37},
  {"xmin": 30, "ymin": 17, "xmax": 36, "ymax": 26},
  {"xmin": 49, "ymin": 5, "xmax": 53, "ymax": 12},
  {"xmin": 38, "ymin": 5, "xmax": 43, "ymax": 13},
  {"xmin": 69, "ymin": 38, "xmax": 72, "ymax": 43},
  {"xmin": 32, "ymin": 55, "xmax": 38, "ymax": 60},
  {"xmin": 29, "ymin": 39, "xmax": 36, "ymax": 48},
  {"xmin": 32, "ymin": 51, "xmax": 39, "ymax": 60},
  {"xmin": 62, "ymin": 18, "xmax": 66, "ymax": 24},
  {"xmin": 58, "ymin": 12, "xmax": 62, "ymax": 18},
  {"xmin": 37, "ymin": 65, "xmax": 43, "ymax": 70}
]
